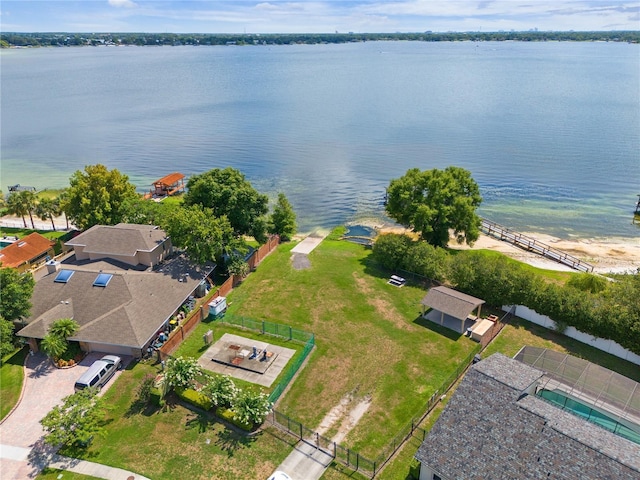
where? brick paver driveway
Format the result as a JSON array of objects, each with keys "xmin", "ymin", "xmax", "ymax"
[{"xmin": 0, "ymin": 351, "xmax": 121, "ymax": 479}]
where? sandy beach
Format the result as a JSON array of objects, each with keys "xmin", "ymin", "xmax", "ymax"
[
  {"xmin": 447, "ymin": 232, "xmax": 640, "ymax": 274},
  {"xmin": 369, "ymin": 221, "xmax": 640, "ymax": 275}
]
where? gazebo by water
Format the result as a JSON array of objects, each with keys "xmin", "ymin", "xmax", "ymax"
[
  {"xmin": 420, "ymin": 286, "xmax": 485, "ymax": 334},
  {"xmin": 144, "ymin": 172, "xmax": 185, "ymax": 200}
]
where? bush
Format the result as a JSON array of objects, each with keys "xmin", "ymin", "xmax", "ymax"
[
  {"xmin": 175, "ymin": 387, "xmax": 213, "ymax": 411},
  {"xmin": 149, "ymin": 387, "xmax": 163, "ymax": 406},
  {"xmin": 409, "ymin": 458, "xmax": 421, "ymax": 479},
  {"xmin": 215, "ymin": 407, "xmax": 253, "ymax": 431}
]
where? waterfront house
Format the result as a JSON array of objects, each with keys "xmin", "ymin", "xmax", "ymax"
[
  {"xmin": 17, "ymin": 223, "xmax": 214, "ymax": 357},
  {"xmin": 0, "ymin": 232, "xmax": 55, "ymax": 273},
  {"xmin": 414, "ymin": 352, "xmax": 640, "ymax": 480}
]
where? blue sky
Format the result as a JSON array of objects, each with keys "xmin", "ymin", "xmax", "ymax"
[{"xmin": 1, "ymin": 1, "xmax": 639, "ymax": 33}]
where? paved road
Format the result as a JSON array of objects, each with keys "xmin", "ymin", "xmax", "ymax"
[
  {"xmin": 0, "ymin": 351, "xmax": 149, "ymax": 480},
  {"xmin": 273, "ymin": 440, "xmax": 334, "ymax": 480}
]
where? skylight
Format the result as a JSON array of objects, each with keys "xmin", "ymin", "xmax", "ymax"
[
  {"xmin": 54, "ymin": 270, "xmax": 74, "ymax": 283},
  {"xmin": 93, "ymin": 273, "xmax": 113, "ymax": 287}
]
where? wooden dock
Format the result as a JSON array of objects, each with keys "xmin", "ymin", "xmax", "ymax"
[{"xmin": 480, "ymin": 219, "xmax": 594, "ymax": 273}]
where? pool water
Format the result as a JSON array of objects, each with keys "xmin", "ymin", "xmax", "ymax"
[
  {"xmin": 0, "ymin": 241, "xmax": 13, "ymax": 249},
  {"xmin": 538, "ymin": 389, "xmax": 640, "ymax": 445}
]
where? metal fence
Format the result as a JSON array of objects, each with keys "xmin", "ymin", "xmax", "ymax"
[
  {"xmin": 212, "ymin": 314, "xmax": 315, "ymax": 404},
  {"xmin": 267, "ymin": 344, "xmax": 482, "ymax": 478}
]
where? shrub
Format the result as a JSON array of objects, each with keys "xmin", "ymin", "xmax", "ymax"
[
  {"xmin": 149, "ymin": 387, "xmax": 163, "ymax": 406},
  {"xmin": 409, "ymin": 458, "xmax": 421, "ymax": 479},
  {"xmin": 232, "ymin": 389, "xmax": 271, "ymax": 427},
  {"xmin": 175, "ymin": 387, "xmax": 213, "ymax": 411},
  {"xmin": 137, "ymin": 374, "xmax": 156, "ymax": 403},
  {"xmin": 201, "ymin": 374, "xmax": 238, "ymax": 409},
  {"xmin": 215, "ymin": 407, "xmax": 253, "ymax": 431},
  {"xmin": 165, "ymin": 356, "xmax": 201, "ymax": 390}
]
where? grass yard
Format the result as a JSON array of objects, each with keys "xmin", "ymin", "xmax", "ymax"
[
  {"xmin": 37, "ymin": 468, "xmax": 103, "ymax": 480},
  {"xmin": 68, "ymin": 361, "xmax": 291, "ymax": 480},
  {"xmin": 172, "ymin": 317, "xmax": 306, "ymax": 393},
  {"xmin": 0, "ymin": 347, "xmax": 27, "ymax": 421},
  {"xmin": 226, "ymin": 234, "xmax": 478, "ymax": 457}
]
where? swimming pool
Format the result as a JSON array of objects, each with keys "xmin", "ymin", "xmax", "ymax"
[{"xmin": 538, "ymin": 389, "xmax": 640, "ymax": 445}]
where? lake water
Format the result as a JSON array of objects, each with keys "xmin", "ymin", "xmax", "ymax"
[{"xmin": 2, "ymin": 41, "xmax": 639, "ymax": 238}]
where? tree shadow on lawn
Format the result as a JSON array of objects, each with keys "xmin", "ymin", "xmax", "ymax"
[{"xmin": 183, "ymin": 410, "xmax": 258, "ymax": 457}]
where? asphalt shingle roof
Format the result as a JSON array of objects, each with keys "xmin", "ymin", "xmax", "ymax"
[
  {"xmin": 420, "ymin": 286, "xmax": 484, "ymax": 320},
  {"xmin": 18, "ymin": 254, "xmax": 211, "ymax": 349},
  {"xmin": 65, "ymin": 223, "xmax": 167, "ymax": 257},
  {"xmin": 415, "ymin": 353, "xmax": 640, "ymax": 479}
]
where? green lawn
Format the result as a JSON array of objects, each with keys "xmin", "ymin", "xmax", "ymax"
[
  {"xmin": 37, "ymin": 468, "xmax": 103, "ymax": 480},
  {"xmin": 0, "ymin": 347, "xmax": 27, "ymax": 421},
  {"xmin": 67, "ymin": 360, "xmax": 291, "ymax": 480},
  {"xmin": 15, "ymin": 232, "xmax": 638, "ymax": 480},
  {"xmin": 226, "ymin": 236, "xmax": 478, "ymax": 457}
]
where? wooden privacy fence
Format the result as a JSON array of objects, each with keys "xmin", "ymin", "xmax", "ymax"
[{"xmin": 159, "ymin": 235, "xmax": 280, "ymax": 356}]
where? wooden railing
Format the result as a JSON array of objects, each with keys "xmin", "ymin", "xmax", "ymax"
[{"xmin": 480, "ymin": 219, "xmax": 594, "ymax": 273}]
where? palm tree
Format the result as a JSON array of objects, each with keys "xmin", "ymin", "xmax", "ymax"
[
  {"xmin": 57, "ymin": 190, "xmax": 71, "ymax": 230},
  {"xmin": 22, "ymin": 191, "xmax": 38, "ymax": 230},
  {"xmin": 49, "ymin": 318, "xmax": 79, "ymax": 339},
  {"xmin": 5, "ymin": 192, "xmax": 29, "ymax": 228},
  {"xmin": 41, "ymin": 333, "xmax": 66, "ymax": 360},
  {"xmin": 35, "ymin": 197, "xmax": 60, "ymax": 231}
]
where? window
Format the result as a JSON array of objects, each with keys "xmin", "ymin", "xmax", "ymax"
[
  {"xmin": 54, "ymin": 270, "xmax": 74, "ymax": 283},
  {"xmin": 93, "ymin": 273, "xmax": 113, "ymax": 287}
]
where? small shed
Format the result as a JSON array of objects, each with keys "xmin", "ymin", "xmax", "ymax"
[{"xmin": 420, "ymin": 286, "xmax": 485, "ymax": 334}]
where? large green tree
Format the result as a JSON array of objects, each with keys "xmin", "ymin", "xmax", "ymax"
[
  {"xmin": 161, "ymin": 205, "xmax": 237, "ymax": 265},
  {"xmin": 268, "ymin": 193, "xmax": 297, "ymax": 241},
  {"xmin": 62, "ymin": 164, "xmax": 139, "ymax": 230},
  {"xmin": 184, "ymin": 167, "xmax": 269, "ymax": 243},
  {"xmin": 0, "ymin": 316, "xmax": 16, "ymax": 359},
  {"xmin": 0, "ymin": 268, "xmax": 35, "ymax": 321},
  {"xmin": 385, "ymin": 166, "xmax": 482, "ymax": 248}
]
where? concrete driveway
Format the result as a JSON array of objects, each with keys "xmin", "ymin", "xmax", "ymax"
[{"xmin": 0, "ymin": 351, "xmax": 127, "ymax": 479}]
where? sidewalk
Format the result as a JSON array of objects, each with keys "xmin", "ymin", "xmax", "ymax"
[{"xmin": 273, "ymin": 440, "xmax": 334, "ymax": 480}]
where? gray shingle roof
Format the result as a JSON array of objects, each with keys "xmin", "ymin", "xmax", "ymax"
[
  {"xmin": 415, "ymin": 353, "xmax": 640, "ymax": 480},
  {"xmin": 420, "ymin": 286, "xmax": 484, "ymax": 320},
  {"xmin": 18, "ymin": 254, "xmax": 212, "ymax": 349},
  {"xmin": 65, "ymin": 223, "xmax": 167, "ymax": 256}
]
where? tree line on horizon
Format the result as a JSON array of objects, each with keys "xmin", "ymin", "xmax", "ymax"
[{"xmin": 2, "ymin": 30, "xmax": 639, "ymax": 48}]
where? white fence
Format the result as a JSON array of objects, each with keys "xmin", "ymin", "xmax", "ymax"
[{"xmin": 503, "ymin": 305, "xmax": 640, "ymax": 366}]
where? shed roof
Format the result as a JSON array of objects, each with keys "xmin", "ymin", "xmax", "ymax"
[
  {"xmin": 420, "ymin": 286, "xmax": 484, "ymax": 320},
  {"xmin": 153, "ymin": 172, "xmax": 184, "ymax": 187},
  {"xmin": 0, "ymin": 232, "xmax": 55, "ymax": 269},
  {"xmin": 415, "ymin": 353, "xmax": 640, "ymax": 479}
]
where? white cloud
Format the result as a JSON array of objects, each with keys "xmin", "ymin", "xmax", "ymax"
[{"xmin": 108, "ymin": 0, "xmax": 137, "ymax": 8}]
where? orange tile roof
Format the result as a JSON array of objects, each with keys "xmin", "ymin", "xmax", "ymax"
[
  {"xmin": 153, "ymin": 172, "xmax": 184, "ymax": 187},
  {"xmin": 0, "ymin": 232, "xmax": 55, "ymax": 269}
]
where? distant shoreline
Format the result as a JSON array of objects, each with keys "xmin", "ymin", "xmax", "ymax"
[{"xmin": 2, "ymin": 30, "xmax": 639, "ymax": 49}]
